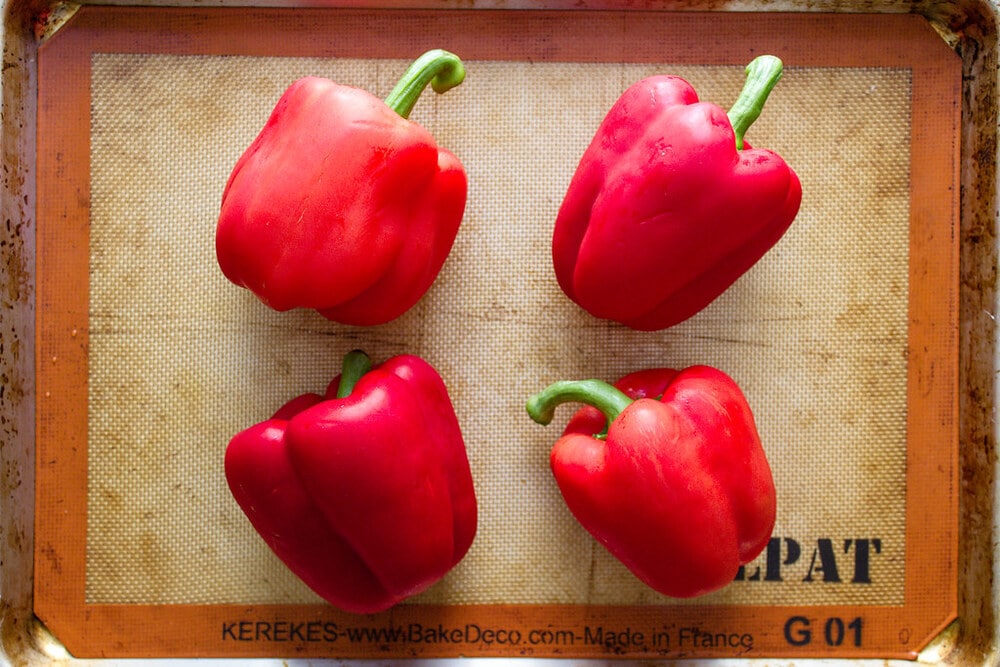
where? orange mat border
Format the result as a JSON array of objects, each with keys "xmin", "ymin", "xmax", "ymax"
[{"xmin": 34, "ymin": 6, "xmax": 960, "ymax": 660}]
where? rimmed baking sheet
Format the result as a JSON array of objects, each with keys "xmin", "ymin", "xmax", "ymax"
[{"xmin": 34, "ymin": 7, "xmax": 960, "ymax": 660}]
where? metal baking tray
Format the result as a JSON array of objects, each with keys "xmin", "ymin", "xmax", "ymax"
[{"xmin": 1, "ymin": 0, "xmax": 997, "ymax": 664}]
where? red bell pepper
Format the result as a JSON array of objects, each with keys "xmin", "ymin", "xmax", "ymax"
[
  {"xmin": 225, "ymin": 350, "xmax": 477, "ymax": 613},
  {"xmin": 216, "ymin": 50, "xmax": 468, "ymax": 326},
  {"xmin": 527, "ymin": 365, "xmax": 776, "ymax": 598},
  {"xmin": 552, "ymin": 56, "xmax": 802, "ymax": 331}
]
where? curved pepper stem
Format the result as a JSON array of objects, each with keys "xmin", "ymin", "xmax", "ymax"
[
  {"xmin": 335, "ymin": 349, "xmax": 373, "ymax": 399},
  {"xmin": 527, "ymin": 379, "xmax": 634, "ymax": 435},
  {"xmin": 384, "ymin": 49, "xmax": 466, "ymax": 120},
  {"xmin": 727, "ymin": 55, "xmax": 784, "ymax": 151}
]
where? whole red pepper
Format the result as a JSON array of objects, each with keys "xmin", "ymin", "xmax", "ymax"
[
  {"xmin": 216, "ymin": 50, "xmax": 468, "ymax": 326},
  {"xmin": 552, "ymin": 56, "xmax": 802, "ymax": 331},
  {"xmin": 527, "ymin": 365, "xmax": 776, "ymax": 598},
  {"xmin": 225, "ymin": 350, "xmax": 477, "ymax": 613}
]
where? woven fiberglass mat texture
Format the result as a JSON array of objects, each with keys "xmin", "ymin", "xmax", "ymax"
[{"xmin": 87, "ymin": 54, "xmax": 909, "ymax": 606}]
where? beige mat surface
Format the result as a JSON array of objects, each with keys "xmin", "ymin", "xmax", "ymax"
[{"xmin": 87, "ymin": 54, "xmax": 909, "ymax": 607}]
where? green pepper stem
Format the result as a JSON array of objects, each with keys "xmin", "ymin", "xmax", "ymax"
[
  {"xmin": 727, "ymin": 55, "xmax": 784, "ymax": 151},
  {"xmin": 526, "ymin": 379, "xmax": 634, "ymax": 431},
  {"xmin": 335, "ymin": 349, "xmax": 373, "ymax": 399},
  {"xmin": 384, "ymin": 49, "xmax": 466, "ymax": 120}
]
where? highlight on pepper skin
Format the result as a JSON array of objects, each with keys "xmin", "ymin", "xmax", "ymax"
[
  {"xmin": 224, "ymin": 350, "xmax": 478, "ymax": 614},
  {"xmin": 527, "ymin": 365, "xmax": 777, "ymax": 599}
]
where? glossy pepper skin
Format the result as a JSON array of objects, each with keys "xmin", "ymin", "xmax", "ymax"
[
  {"xmin": 225, "ymin": 350, "xmax": 477, "ymax": 614},
  {"xmin": 216, "ymin": 50, "xmax": 468, "ymax": 326},
  {"xmin": 552, "ymin": 56, "xmax": 802, "ymax": 331},
  {"xmin": 527, "ymin": 365, "xmax": 776, "ymax": 598}
]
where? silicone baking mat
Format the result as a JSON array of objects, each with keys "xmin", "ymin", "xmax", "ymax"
[{"xmin": 35, "ymin": 7, "xmax": 960, "ymax": 660}]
